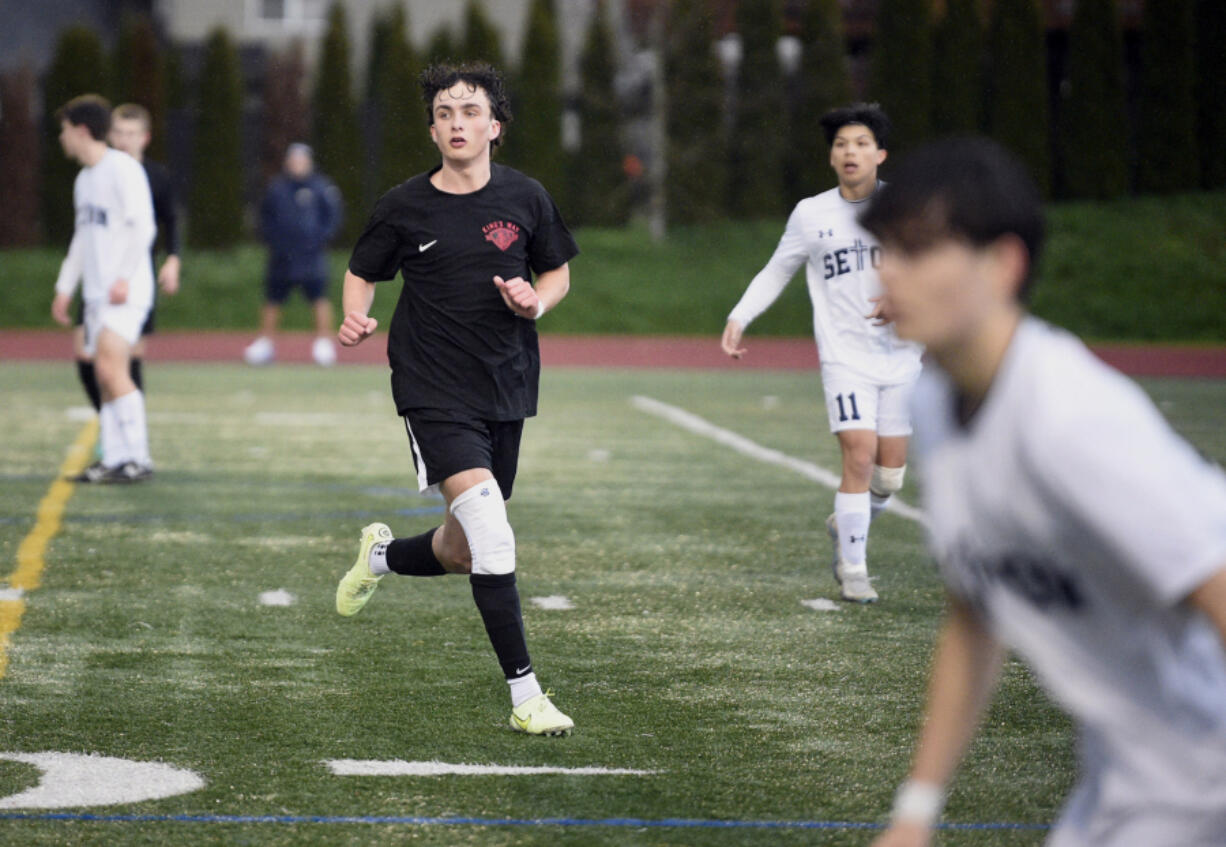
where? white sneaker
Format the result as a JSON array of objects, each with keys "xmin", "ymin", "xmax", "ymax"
[
  {"xmin": 312, "ymin": 336, "xmax": 337, "ymax": 367},
  {"xmin": 244, "ymin": 336, "xmax": 274, "ymax": 366},
  {"xmin": 837, "ymin": 562, "xmax": 879, "ymax": 603}
]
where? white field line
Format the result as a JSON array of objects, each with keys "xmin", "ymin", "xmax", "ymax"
[
  {"xmin": 630, "ymin": 395, "xmax": 924, "ymax": 524},
  {"xmin": 530, "ymin": 595, "xmax": 574, "ymax": 610},
  {"xmin": 0, "ymin": 752, "xmax": 204, "ymax": 809},
  {"xmin": 325, "ymin": 759, "xmax": 658, "ymax": 777}
]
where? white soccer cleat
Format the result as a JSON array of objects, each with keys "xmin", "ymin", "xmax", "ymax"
[
  {"xmin": 837, "ymin": 562, "xmax": 879, "ymax": 604},
  {"xmin": 243, "ymin": 336, "xmax": 274, "ymax": 366},
  {"xmin": 312, "ymin": 336, "xmax": 336, "ymax": 367}
]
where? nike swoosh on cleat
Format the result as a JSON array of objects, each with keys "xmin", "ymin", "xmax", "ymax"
[{"xmin": 418, "ymin": 240, "xmax": 437, "ymax": 252}]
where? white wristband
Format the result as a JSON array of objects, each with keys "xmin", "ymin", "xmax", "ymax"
[
  {"xmin": 534, "ymin": 301, "xmax": 546, "ymax": 320},
  {"xmin": 891, "ymin": 780, "xmax": 945, "ymax": 826}
]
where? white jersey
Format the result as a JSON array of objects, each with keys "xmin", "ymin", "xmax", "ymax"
[
  {"xmin": 55, "ymin": 148, "xmax": 156, "ymax": 310},
  {"xmin": 912, "ymin": 317, "xmax": 1226, "ymax": 843},
  {"xmin": 728, "ymin": 185, "xmax": 922, "ymax": 385}
]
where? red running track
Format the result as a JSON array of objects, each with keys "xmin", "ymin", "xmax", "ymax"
[{"xmin": 2, "ymin": 329, "xmax": 1225, "ymax": 377}]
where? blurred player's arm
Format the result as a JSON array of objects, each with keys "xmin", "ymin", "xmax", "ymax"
[
  {"xmin": 494, "ymin": 263, "xmax": 570, "ymax": 320},
  {"xmin": 156, "ymin": 171, "xmax": 182, "ymax": 294},
  {"xmin": 338, "ymin": 270, "xmax": 378, "ymax": 347},
  {"xmin": 51, "ymin": 232, "xmax": 84, "ymax": 326},
  {"xmin": 871, "ymin": 594, "xmax": 1005, "ymax": 847},
  {"xmin": 722, "ymin": 205, "xmax": 808, "ymax": 358},
  {"xmin": 1189, "ymin": 565, "xmax": 1226, "ymax": 646}
]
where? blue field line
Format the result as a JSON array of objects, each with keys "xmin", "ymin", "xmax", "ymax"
[{"xmin": 0, "ymin": 811, "xmax": 1049, "ymax": 831}]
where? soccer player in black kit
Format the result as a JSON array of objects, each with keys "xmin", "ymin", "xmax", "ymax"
[{"xmin": 335, "ymin": 63, "xmax": 576, "ymax": 735}]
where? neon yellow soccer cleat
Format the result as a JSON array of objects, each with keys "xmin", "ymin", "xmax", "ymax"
[
  {"xmin": 509, "ymin": 692, "xmax": 574, "ymax": 736},
  {"xmin": 336, "ymin": 522, "xmax": 393, "ymax": 616}
]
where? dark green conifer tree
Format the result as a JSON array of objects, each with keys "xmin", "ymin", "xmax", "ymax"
[
  {"xmin": 312, "ymin": 2, "xmax": 362, "ymax": 242},
  {"xmin": 376, "ymin": 3, "xmax": 432, "ymax": 194},
  {"xmin": 189, "ymin": 27, "xmax": 244, "ymax": 247},
  {"xmin": 1196, "ymin": 0, "xmax": 1226, "ymax": 187},
  {"xmin": 869, "ymin": 0, "xmax": 932, "ymax": 155},
  {"xmin": 504, "ymin": 0, "xmax": 564, "ymax": 193},
  {"xmin": 789, "ymin": 0, "xmax": 852, "ymax": 202},
  {"xmin": 728, "ymin": 0, "xmax": 785, "ymax": 218},
  {"xmin": 1061, "ymin": 0, "xmax": 1128, "ymax": 199},
  {"xmin": 262, "ymin": 43, "xmax": 310, "ymax": 184},
  {"xmin": 111, "ymin": 13, "xmax": 168, "ymax": 161},
  {"xmin": 41, "ymin": 25, "xmax": 108, "ymax": 245},
  {"xmin": 664, "ymin": 0, "xmax": 727, "ymax": 225},
  {"xmin": 575, "ymin": 1, "xmax": 628, "ymax": 227},
  {"xmin": 931, "ymin": 0, "xmax": 983, "ymax": 136},
  {"xmin": 425, "ymin": 26, "xmax": 458, "ymax": 65},
  {"xmin": 460, "ymin": 0, "xmax": 505, "ymax": 68},
  {"xmin": 986, "ymin": 0, "xmax": 1051, "ymax": 195},
  {"xmin": 1136, "ymin": 0, "xmax": 1198, "ymax": 192}
]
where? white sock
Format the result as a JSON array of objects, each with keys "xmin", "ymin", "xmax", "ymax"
[
  {"xmin": 98, "ymin": 402, "xmax": 126, "ymax": 466},
  {"xmin": 369, "ymin": 541, "xmax": 391, "ymax": 575},
  {"xmin": 834, "ymin": 491, "xmax": 871, "ymax": 567},
  {"xmin": 111, "ymin": 389, "xmax": 151, "ymax": 466},
  {"xmin": 508, "ymin": 671, "xmax": 542, "ymax": 708}
]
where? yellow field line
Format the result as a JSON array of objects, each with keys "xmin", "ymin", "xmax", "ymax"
[{"xmin": 0, "ymin": 420, "xmax": 97, "ymax": 680}]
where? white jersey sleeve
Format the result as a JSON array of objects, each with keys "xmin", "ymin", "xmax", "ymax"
[
  {"xmin": 727, "ymin": 204, "xmax": 808, "ymax": 328},
  {"xmin": 113, "ymin": 152, "xmax": 157, "ymax": 286},
  {"xmin": 54, "ymin": 230, "xmax": 84, "ymax": 298}
]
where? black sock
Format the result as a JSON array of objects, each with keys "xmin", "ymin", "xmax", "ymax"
[
  {"xmin": 129, "ymin": 358, "xmax": 143, "ymax": 392},
  {"xmin": 76, "ymin": 360, "xmax": 101, "ymax": 412},
  {"xmin": 470, "ymin": 572, "xmax": 531, "ymax": 679},
  {"xmin": 385, "ymin": 528, "xmax": 446, "ymax": 576}
]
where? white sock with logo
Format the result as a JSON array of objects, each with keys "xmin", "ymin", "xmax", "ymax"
[
  {"xmin": 508, "ymin": 671, "xmax": 543, "ymax": 708},
  {"xmin": 834, "ymin": 491, "xmax": 871, "ymax": 567},
  {"xmin": 98, "ymin": 401, "xmax": 126, "ymax": 466},
  {"xmin": 111, "ymin": 389, "xmax": 151, "ymax": 466}
]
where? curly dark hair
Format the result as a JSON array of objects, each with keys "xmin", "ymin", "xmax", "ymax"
[
  {"xmin": 819, "ymin": 103, "xmax": 891, "ymax": 150},
  {"xmin": 419, "ymin": 62, "xmax": 512, "ymax": 150}
]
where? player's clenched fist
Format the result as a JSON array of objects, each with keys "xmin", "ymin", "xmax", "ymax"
[
  {"xmin": 338, "ymin": 311, "xmax": 378, "ymax": 347},
  {"xmin": 493, "ymin": 275, "xmax": 541, "ymax": 319}
]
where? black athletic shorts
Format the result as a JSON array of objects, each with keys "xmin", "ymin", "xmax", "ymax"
[{"xmin": 402, "ymin": 408, "xmax": 524, "ymax": 499}]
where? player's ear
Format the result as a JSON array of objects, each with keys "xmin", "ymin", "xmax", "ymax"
[
  {"xmin": 489, "ymin": 120, "xmax": 501, "ymax": 141},
  {"xmin": 875, "ymin": 147, "xmax": 887, "ymax": 167},
  {"xmin": 988, "ymin": 234, "xmax": 1030, "ymax": 300}
]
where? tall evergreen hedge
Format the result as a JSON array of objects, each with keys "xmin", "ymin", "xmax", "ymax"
[
  {"xmin": 932, "ymin": 0, "xmax": 983, "ymax": 136},
  {"xmin": 425, "ymin": 26, "xmax": 458, "ymax": 65},
  {"xmin": 1061, "ymin": 0, "xmax": 1127, "ymax": 199},
  {"xmin": 1136, "ymin": 0, "xmax": 1198, "ymax": 193},
  {"xmin": 41, "ymin": 25, "xmax": 109, "ymax": 246},
  {"xmin": 111, "ymin": 13, "xmax": 168, "ymax": 162},
  {"xmin": 789, "ymin": 0, "xmax": 851, "ymax": 201},
  {"xmin": 728, "ymin": 0, "xmax": 785, "ymax": 219},
  {"xmin": 0, "ymin": 67, "xmax": 41, "ymax": 246},
  {"xmin": 986, "ymin": 0, "xmax": 1051, "ymax": 196},
  {"xmin": 1197, "ymin": 0, "xmax": 1226, "ymax": 187},
  {"xmin": 461, "ymin": 0, "xmax": 505, "ymax": 68},
  {"xmin": 663, "ymin": 0, "xmax": 727, "ymax": 225},
  {"xmin": 505, "ymin": 0, "xmax": 564, "ymax": 193},
  {"xmin": 313, "ymin": 3, "xmax": 362, "ymax": 242},
  {"xmin": 375, "ymin": 4, "xmax": 432, "ymax": 195},
  {"xmin": 574, "ymin": 2, "xmax": 628, "ymax": 227},
  {"xmin": 188, "ymin": 27, "xmax": 244, "ymax": 247},
  {"xmin": 869, "ymin": 0, "xmax": 932, "ymax": 155}
]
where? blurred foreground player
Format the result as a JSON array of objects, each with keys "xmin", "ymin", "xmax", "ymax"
[
  {"xmin": 334, "ymin": 63, "xmax": 577, "ymax": 735},
  {"xmin": 51, "ymin": 95, "xmax": 156, "ymax": 482},
  {"xmin": 864, "ymin": 137, "xmax": 1226, "ymax": 846}
]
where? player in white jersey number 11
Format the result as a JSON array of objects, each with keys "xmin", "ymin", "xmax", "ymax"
[{"xmin": 722, "ymin": 104, "xmax": 922, "ymax": 603}]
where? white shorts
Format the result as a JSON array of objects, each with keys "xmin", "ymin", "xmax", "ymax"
[
  {"xmin": 82, "ymin": 300, "xmax": 149, "ymax": 356},
  {"xmin": 820, "ymin": 363, "xmax": 915, "ymax": 436}
]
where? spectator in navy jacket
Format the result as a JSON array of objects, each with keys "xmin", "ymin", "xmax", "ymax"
[{"xmin": 244, "ymin": 143, "xmax": 343, "ymax": 366}]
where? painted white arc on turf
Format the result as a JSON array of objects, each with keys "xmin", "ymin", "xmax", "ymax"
[
  {"xmin": 0, "ymin": 752, "xmax": 205, "ymax": 809},
  {"xmin": 630, "ymin": 395, "xmax": 925, "ymax": 523},
  {"xmin": 326, "ymin": 760, "xmax": 658, "ymax": 777}
]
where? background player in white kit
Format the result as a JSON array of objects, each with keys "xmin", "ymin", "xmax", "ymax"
[
  {"xmin": 50, "ymin": 94, "xmax": 156, "ymax": 483},
  {"xmin": 862, "ymin": 137, "xmax": 1226, "ymax": 846},
  {"xmin": 721, "ymin": 104, "xmax": 922, "ymax": 602}
]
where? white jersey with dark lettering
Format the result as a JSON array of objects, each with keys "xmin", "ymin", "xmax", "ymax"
[
  {"xmin": 911, "ymin": 317, "xmax": 1226, "ymax": 845},
  {"xmin": 728, "ymin": 185, "xmax": 921, "ymax": 385},
  {"xmin": 55, "ymin": 148, "xmax": 156, "ymax": 310}
]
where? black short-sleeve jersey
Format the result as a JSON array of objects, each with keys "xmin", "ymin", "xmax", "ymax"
[{"xmin": 349, "ymin": 163, "xmax": 579, "ymax": 420}]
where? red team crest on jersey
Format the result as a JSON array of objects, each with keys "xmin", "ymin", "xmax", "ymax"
[{"xmin": 483, "ymin": 220, "xmax": 520, "ymax": 251}]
